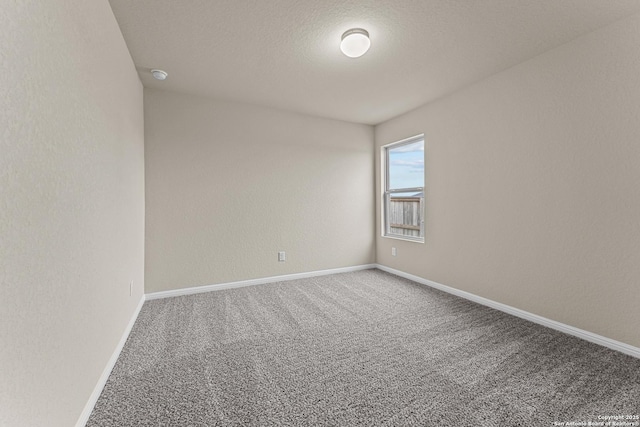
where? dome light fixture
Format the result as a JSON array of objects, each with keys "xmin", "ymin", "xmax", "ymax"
[
  {"xmin": 340, "ymin": 28, "xmax": 370, "ymax": 58},
  {"xmin": 151, "ymin": 69, "xmax": 168, "ymax": 80}
]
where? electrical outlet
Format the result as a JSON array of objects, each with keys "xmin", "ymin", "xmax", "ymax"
[
  {"xmin": 392, "ymin": 247, "xmax": 397, "ymax": 256},
  {"xmin": 278, "ymin": 251, "xmax": 286, "ymax": 262},
  {"xmin": 129, "ymin": 280, "xmax": 133, "ymax": 296}
]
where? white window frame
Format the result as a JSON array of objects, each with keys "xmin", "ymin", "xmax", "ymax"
[{"xmin": 382, "ymin": 134, "xmax": 425, "ymax": 243}]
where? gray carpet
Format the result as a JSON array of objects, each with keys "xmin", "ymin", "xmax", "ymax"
[{"xmin": 87, "ymin": 269, "xmax": 640, "ymax": 426}]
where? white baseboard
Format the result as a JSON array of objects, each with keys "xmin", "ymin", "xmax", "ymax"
[
  {"xmin": 375, "ymin": 264, "xmax": 640, "ymax": 359},
  {"xmin": 75, "ymin": 294, "xmax": 146, "ymax": 427},
  {"xmin": 145, "ymin": 264, "xmax": 378, "ymax": 300}
]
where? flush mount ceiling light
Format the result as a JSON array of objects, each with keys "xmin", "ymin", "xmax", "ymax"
[
  {"xmin": 340, "ymin": 28, "xmax": 370, "ymax": 58},
  {"xmin": 150, "ymin": 69, "xmax": 168, "ymax": 80}
]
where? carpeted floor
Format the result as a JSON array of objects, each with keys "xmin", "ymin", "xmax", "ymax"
[{"xmin": 87, "ymin": 269, "xmax": 640, "ymax": 426}]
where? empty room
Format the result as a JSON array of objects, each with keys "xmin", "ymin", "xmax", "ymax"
[{"xmin": 2, "ymin": 1, "xmax": 640, "ymax": 426}]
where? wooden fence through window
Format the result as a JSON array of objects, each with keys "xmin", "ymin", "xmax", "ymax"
[{"xmin": 389, "ymin": 197, "xmax": 421, "ymax": 237}]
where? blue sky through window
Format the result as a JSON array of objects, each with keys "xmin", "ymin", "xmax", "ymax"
[{"xmin": 388, "ymin": 139, "xmax": 424, "ymax": 190}]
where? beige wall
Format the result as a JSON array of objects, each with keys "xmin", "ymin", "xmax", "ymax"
[
  {"xmin": 0, "ymin": 2, "xmax": 144, "ymax": 426},
  {"xmin": 144, "ymin": 89, "xmax": 374, "ymax": 293},
  {"xmin": 376, "ymin": 14, "xmax": 640, "ymax": 348}
]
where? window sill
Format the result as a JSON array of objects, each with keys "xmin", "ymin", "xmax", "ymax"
[{"xmin": 382, "ymin": 234, "xmax": 425, "ymax": 244}]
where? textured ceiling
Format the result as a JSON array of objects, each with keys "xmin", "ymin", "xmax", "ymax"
[{"xmin": 108, "ymin": 0, "xmax": 640, "ymax": 125}]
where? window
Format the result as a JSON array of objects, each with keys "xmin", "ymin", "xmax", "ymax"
[{"xmin": 382, "ymin": 135, "xmax": 425, "ymax": 242}]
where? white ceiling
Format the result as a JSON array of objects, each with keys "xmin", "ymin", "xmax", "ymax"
[{"xmin": 108, "ymin": 0, "xmax": 640, "ymax": 125}]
